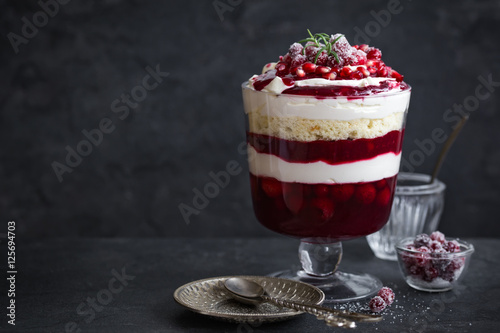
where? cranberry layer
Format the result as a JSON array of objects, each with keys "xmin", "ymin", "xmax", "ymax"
[
  {"xmin": 250, "ymin": 174, "xmax": 397, "ymax": 241},
  {"xmin": 248, "ymin": 130, "xmax": 403, "ymax": 165}
]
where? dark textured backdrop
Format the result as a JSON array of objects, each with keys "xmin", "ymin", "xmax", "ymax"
[{"xmin": 1, "ymin": 0, "xmax": 499, "ymax": 238}]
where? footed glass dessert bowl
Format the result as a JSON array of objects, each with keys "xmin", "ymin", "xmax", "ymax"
[{"xmin": 242, "ymin": 31, "xmax": 411, "ymax": 302}]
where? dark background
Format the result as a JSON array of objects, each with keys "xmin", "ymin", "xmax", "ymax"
[{"xmin": 0, "ymin": 0, "xmax": 499, "ymax": 239}]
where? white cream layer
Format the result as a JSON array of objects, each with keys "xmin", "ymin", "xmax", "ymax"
[
  {"xmin": 248, "ymin": 145, "xmax": 400, "ymax": 184},
  {"xmin": 242, "ymin": 83, "xmax": 411, "ymax": 121}
]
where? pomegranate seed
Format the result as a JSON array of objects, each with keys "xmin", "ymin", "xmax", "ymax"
[
  {"xmin": 358, "ymin": 66, "xmax": 370, "ymax": 77},
  {"xmin": 275, "ymin": 62, "xmax": 289, "ymax": 76},
  {"xmin": 289, "ymin": 66, "xmax": 298, "ymax": 75},
  {"xmin": 366, "ymin": 60, "xmax": 381, "ymax": 68},
  {"xmin": 353, "ymin": 44, "xmax": 359, "ymax": 49},
  {"xmin": 295, "ymin": 68, "xmax": 306, "ymax": 78},
  {"xmin": 359, "ymin": 44, "xmax": 369, "ymax": 51},
  {"xmin": 377, "ymin": 66, "xmax": 388, "ymax": 77},
  {"xmin": 315, "ymin": 66, "xmax": 331, "ymax": 74},
  {"xmin": 391, "ymin": 69, "xmax": 404, "ymax": 82},
  {"xmin": 367, "ymin": 66, "xmax": 378, "ymax": 74},
  {"xmin": 322, "ymin": 72, "xmax": 337, "ymax": 80},
  {"xmin": 350, "ymin": 71, "xmax": 364, "ymax": 80},
  {"xmin": 367, "ymin": 48, "xmax": 382, "ymax": 60},
  {"xmin": 302, "ymin": 62, "xmax": 317, "ymax": 73},
  {"xmin": 340, "ymin": 67, "xmax": 352, "ymax": 79}
]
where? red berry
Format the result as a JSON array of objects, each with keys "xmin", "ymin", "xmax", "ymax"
[
  {"xmin": 415, "ymin": 247, "xmax": 431, "ymax": 266},
  {"xmin": 430, "ymin": 231, "xmax": 446, "ymax": 244},
  {"xmin": 414, "ymin": 234, "xmax": 431, "ymax": 248},
  {"xmin": 261, "ymin": 178, "xmax": 282, "ymax": 198},
  {"xmin": 301, "ymin": 198, "xmax": 335, "ymax": 223},
  {"xmin": 322, "ymin": 72, "xmax": 337, "ymax": 80},
  {"xmin": 290, "ymin": 55, "xmax": 306, "ymax": 67},
  {"xmin": 366, "ymin": 48, "xmax": 382, "ymax": 60},
  {"xmin": 375, "ymin": 179, "xmax": 387, "ymax": 189},
  {"xmin": 275, "ymin": 62, "xmax": 289, "ymax": 76},
  {"xmin": 350, "ymin": 70, "xmax": 364, "ymax": 80},
  {"xmin": 288, "ymin": 42, "xmax": 303, "ymax": 56},
  {"xmin": 358, "ymin": 44, "xmax": 369, "ymax": 52},
  {"xmin": 354, "ymin": 184, "xmax": 376, "ymax": 204},
  {"xmin": 302, "ymin": 62, "xmax": 317, "ymax": 73},
  {"xmin": 331, "ymin": 184, "xmax": 355, "ymax": 202},
  {"xmin": 315, "ymin": 66, "xmax": 331, "ymax": 74},
  {"xmin": 377, "ymin": 287, "xmax": 395, "ymax": 306},
  {"xmin": 428, "ymin": 240, "xmax": 443, "ymax": 252},
  {"xmin": 340, "ymin": 67, "xmax": 352, "ymax": 79},
  {"xmin": 284, "ymin": 194, "xmax": 303, "ymax": 215},
  {"xmin": 445, "ymin": 240, "xmax": 461, "ymax": 253},
  {"xmin": 367, "ymin": 66, "xmax": 378, "ymax": 75},
  {"xmin": 314, "ymin": 184, "xmax": 330, "ymax": 197},
  {"xmin": 424, "ymin": 266, "xmax": 439, "ymax": 281},
  {"xmin": 369, "ymin": 296, "xmax": 386, "ymax": 313},
  {"xmin": 375, "ymin": 187, "xmax": 392, "ymax": 206}
]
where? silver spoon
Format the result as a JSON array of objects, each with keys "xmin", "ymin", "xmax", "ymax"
[{"xmin": 224, "ymin": 277, "xmax": 382, "ymax": 328}]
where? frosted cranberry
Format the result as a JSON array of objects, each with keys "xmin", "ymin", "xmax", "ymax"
[
  {"xmin": 353, "ymin": 50, "xmax": 367, "ymax": 65},
  {"xmin": 354, "ymin": 184, "xmax": 376, "ymax": 205},
  {"xmin": 414, "ymin": 234, "xmax": 431, "ymax": 248},
  {"xmin": 375, "ymin": 187, "xmax": 392, "ymax": 206},
  {"xmin": 289, "ymin": 42, "xmax": 304, "ymax": 57},
  {"xmin": 450, "ymin": 257, "xmax": 465, "ymax": 270},
  {"xmin": 284, "ymin": 194, "xmax": 303, "ymax": 215},
  {"xmin": 315, "ymin": 66, "xmax": 331, "ymax": 74},
  {"xmin": 369, "ymin": 296, "xmax": 386, "ymax": 313},
  {"xmin": 428, "ymin": 240, "xmax": 443, "ymax": 252},
  {"xmin": 366, "ymin": 48, "xmax": 382, "ymax": 60},
  {"xmin": 322, "ymin": 72, "xmax": 337, "ymax": 80},
  {"xmin": 441, "ymin": 269, "xmax": 455, "ymax": 282},
  {"xmin": 290, "ymin": 55, "xmax": 306, "ymax": 67},
  {"xmin": 315, "ymin": 52, "xmax": 329, "ymax": 65},
  {"xmin": 445, "ymin": 240, "xmax": 461, "ymax": 253},
  {"xmin": 430, "ymin": 231, "xmax": 446, "ymax": 244},
  {"xmin": 302, "ymin": 62, "xmax": 317, "ymax": 73},
  {"xmin": 331, "ymin": 184, "xmax": 355, "ymax": 202},
  {"xmin": 415, "ymin": 247, "xmax": 431, "ymax": 266},
  {"xmin": 377, "ymin": 287, "xmax": 395, "ymax": 306},
  {"xmin": 261, "ymin": 178, "xmax": 282, "ymax": 198},
  {"xmin": 424, "ymin": 266, "xmax": 439, "ymax": 281},
  {"xmin": 314, "ymin": 184, "xmax": 330, "ymax": 197},
  {"xmin": 409, "ymin": 264, "xmax": 424, "ymax": 276},
  {"xmin": 304, "ymin": 46, "xmax": 319, "ymax": 60}
]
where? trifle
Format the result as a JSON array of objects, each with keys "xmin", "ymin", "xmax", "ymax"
[{"xmin": 242, "ymin": 31, "xmax": 411, "ymax": 301}]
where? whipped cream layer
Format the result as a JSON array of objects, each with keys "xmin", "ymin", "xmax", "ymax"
[
  {"xmin": 248, "ymin": 145, "xmax": 400, "ymax": 184},
  {"xmin": 243, "ymin": 83, "xmax": 411, "ymax": 122}
]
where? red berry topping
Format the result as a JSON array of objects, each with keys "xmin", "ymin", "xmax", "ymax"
[
  {"xmin": 301, "ymin": 198, "xmax": 335, "ymax": 223},
  {"xmin": 290, "ymin": 55, "xmax": 307, "ymax": 67},
  {"xmin": 295, "ymin": 68, "xmax": 306, "ymax": 78},
  {"xmin": 369, "ymin": 296, "xmax": 387, "ymax": 313},
  {"xmin": 375, "ymin": 187, "xmax": 392, "ymax": 206},
  {"xmin": 261, "ymin": 178, "xmax": 282, "ymax": 198},
  {"xmin": 314, "ymin": 184, "xmax": 330, "ymax": 197},
  {"xmin": 322, "ymin": 72, "xmax": 337, "ymax": 80},
  {"xmin": 354, "ymin": 184, "xmax": 376, "ymax": 204},
  {"xmin": 315, "ymin": 66, "xmax": 331, "ymax": 74},
  {"xmin": 377, "ymin": 287, "xmax": 395, "ymax": 306},
  {"xmin": 288, "ymin": 42, "xmax": 304, "ymax": 56}
]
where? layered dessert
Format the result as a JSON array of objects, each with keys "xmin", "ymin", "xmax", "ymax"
[{"xmin": 242, "ymin": 31, "xmax": 411, "ymax": 241}]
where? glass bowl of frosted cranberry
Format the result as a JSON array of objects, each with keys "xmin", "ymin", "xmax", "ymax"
[{"xmin": 395, "ymin": 231, "xmax": 474, "ymax": 292}]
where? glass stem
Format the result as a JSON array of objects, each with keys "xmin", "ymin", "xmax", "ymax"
[{"xmin": 299, "ymin": 240, "xmax": 342, "ymax": 277}]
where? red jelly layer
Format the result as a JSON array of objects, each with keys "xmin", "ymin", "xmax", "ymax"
[
  {"xmin": 282, "ymin": 80, "xmax": 410, "ymax": 97},
  {"xmin": 250, "ymin": 174, "xmax": 397, "ymax": 241},
  {"xmin": 248, "ymin": 130, "xmax": 404, "ymax": 165}
]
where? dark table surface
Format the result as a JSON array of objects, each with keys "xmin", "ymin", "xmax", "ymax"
[{"xmin": 3, "ymin": 237, "xmax": 500, "ymax": 332}]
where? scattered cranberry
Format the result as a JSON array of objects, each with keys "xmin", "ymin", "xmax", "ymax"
[
  {"xmin": 377, "ymin": 287, "xmax": 395, "ymax": 306},
  {"xmin": 369, "ymin": 296, "xmax": 387, "ymax": 313}
]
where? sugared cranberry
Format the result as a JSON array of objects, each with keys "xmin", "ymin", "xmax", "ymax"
[
  {"xmin": 354, "ymin": 184, "xmax": 376, "ymax": 205},
  {"xmin": 289, "ymin": 42, "xmax": 304, "ymax": 56},
  {"xmin": 377, "ymin": 287, "xmax": 395, "ymax": 306},
  {"xmin": 424, "ymin": 266, "xmax": 439, "ymax": 281},
  {"xmin": 369, "ymin": 296, "xmax": 387, "ymax": 313},
  {"xmin": 261, "ymin": 178, "xmax": 282, "ymax": 198},
  {"xmin": 415, "ymin": 246, "xmax": 431, "ymax": 266},
  {"xmin": 290, "ymin": 55, "xmax": 306, "ymax": 68},
  {"xmin": 315, "ymin": 52, "xmax": 329, "ymax": 65},
  {"xmin": 331, "ymin": 184, "xmax": 355, "ymax": 202},
  {"xmin": 414, "ymin": 234, "xmax": 431, "ymax": 248},
  {"xmin": 445, "ymin": 240, "xmax": 461, "ymax": 253},
  {"xmin": 430, "ymin": 231, "xmax": 446, "ymax": 244},
  {"xmin": 302, "ymin": 62, "xmax": 317, "ymax": 73},
  {"xmin": 366, "ymin": 48, "xmax": 382, "ymax": 60},
  {"xmin": 428, "ymin": 240, "xmax": 443, "ymax": 252}
]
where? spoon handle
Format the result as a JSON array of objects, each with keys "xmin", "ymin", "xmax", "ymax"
[{"xmin": 261, "ymin": 295, "xmax": 381, "ymax": 328}]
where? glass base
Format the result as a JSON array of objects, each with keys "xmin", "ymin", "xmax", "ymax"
[{"xmin": 270, "ymin": 269, "xmax": 382, "ymax": 303}]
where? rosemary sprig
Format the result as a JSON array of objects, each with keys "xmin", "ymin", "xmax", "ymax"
[{"xmin": 298, "ymin": 30, "xmax": 343, "ymax": 64}]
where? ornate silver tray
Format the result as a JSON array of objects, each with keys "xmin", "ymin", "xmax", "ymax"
[{"xmin": 173, "ymin": 275, "xmax": 325, "ymax": 323}]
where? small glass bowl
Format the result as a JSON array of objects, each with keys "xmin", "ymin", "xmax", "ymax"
[{"xmin": 395, "ymin": 237, "xmax": 474, "ymax": 292}]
